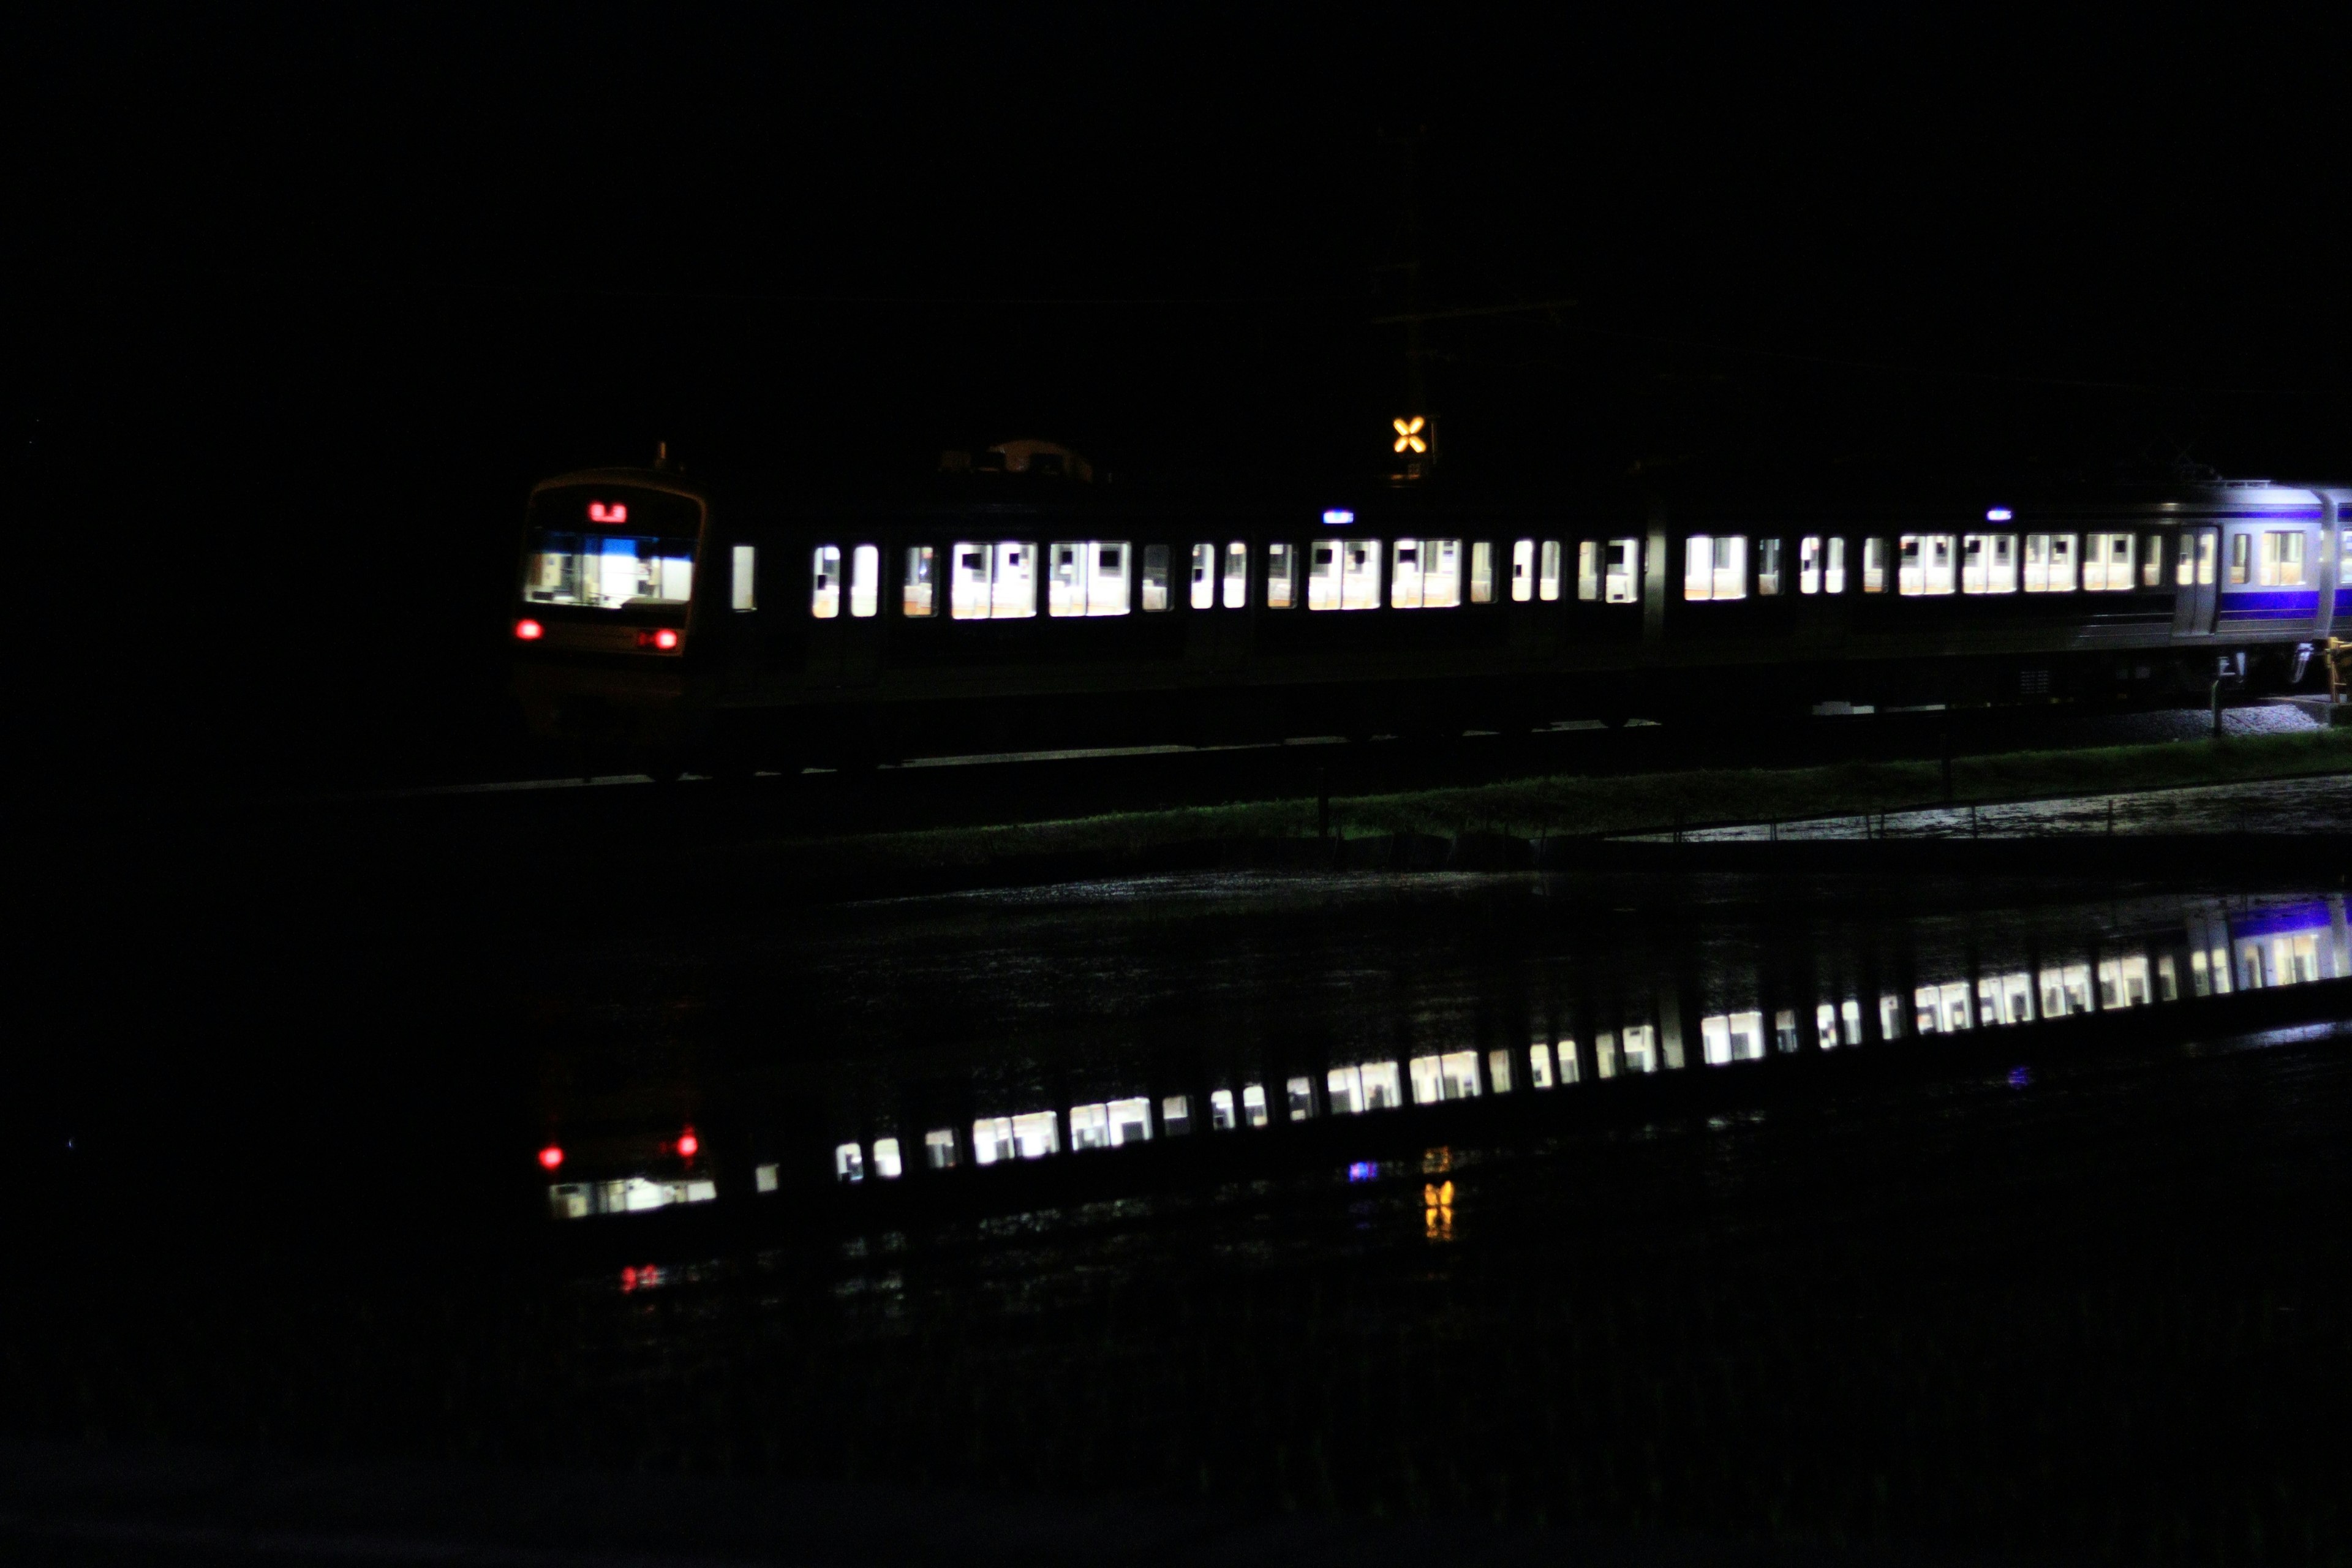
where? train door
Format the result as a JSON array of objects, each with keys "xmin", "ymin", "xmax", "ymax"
[
  {"xmin": 808, "ymin": 540, "xmax": 886, "ymax": 685},
  {"xmin": 2171, "ymin": 527, "xmax": 2218, "ymax": 635},
  {"xmin": 1184, "ymin": 539, "xmax": 1252, "ymax": 673},
  {"xmin": 1504, "ymin": 536, "xmax": 1561, "ymax": 660}
]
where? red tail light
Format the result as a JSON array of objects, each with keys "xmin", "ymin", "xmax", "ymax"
[
  {"xmin": 514, "ymin": 619, "xmax": 545, "ymax": 641},
  {"xmin": 654, "ymin": 628, "xmax": 680, "ymax": 650},
  {"xmin": 677, "ymin": 1131, "xmax": 699, "ymax": 1158},
  {"xmin": 538, "ymin": 1145, "xmax": 564, "ymax": 1170}
]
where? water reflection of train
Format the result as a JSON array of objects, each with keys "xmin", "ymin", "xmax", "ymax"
[
  {"xmin": 544, "ymin": 891, "xmax": 2350, "ymax": 1222},
  {"xmin": 508, "ymin": 448, "xmax": 2348, "ymax": 771}
]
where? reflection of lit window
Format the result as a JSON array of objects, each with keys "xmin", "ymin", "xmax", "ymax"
[
  {"xmin": 1700, "ymin": 1010, "xmax": 1766, "ymax": 1063},
  {"xmin": 811, "ymin": 546, "xmax": 842, "ymax": 617},
  {"xmin": 833, "ymin": 1143, "xmax": 864, "ymax": 1182},
  {"xmin": 1408, "ymin": 1052, "xmax": 1482, "ymax": 1103},
  {"xmin": 902, "ymin": 546, "xmax": 936, "ymax": 617},
  {"xmin": 1210, "ymin": 1089, "xmax": 1235, "ymax": 1130},
  {"xmin": 1241, "ymin": 1084, "xmax": 1269, "ymax": 1127},
  {"xmin": 1526, "ymin": 1040, "xmax": 1555, "ymax": 1088}
]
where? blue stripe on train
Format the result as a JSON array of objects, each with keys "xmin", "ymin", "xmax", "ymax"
[
  {"xmin": 2218, "ymin": 610, "xmax": 2318, "ymax": 623},
  {"xmin": 2217, "ymin": 589, "xmax": 2320, "ymax": 611}
]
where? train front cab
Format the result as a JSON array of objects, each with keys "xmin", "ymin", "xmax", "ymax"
[{"xmin": 509, "ymin": 466, "xmax": 712, "ymax": 755}]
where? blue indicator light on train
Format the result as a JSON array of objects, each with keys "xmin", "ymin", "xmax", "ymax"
[
  {"xmin": 1986, "ymin": 508, "xmax": 2013, "ymax": 522},
  {"xmin": 1348, "ymin": 1161, "xmax": 1377, "ymax": 1182},
  {"xmin": 1322, "ymin": 509, "xmax": 1355, "ymax": 526}
]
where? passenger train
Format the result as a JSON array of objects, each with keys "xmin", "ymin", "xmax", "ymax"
[{"xmin": 509, "ymin": 443, "xmax": 2348, "ymax": 770}]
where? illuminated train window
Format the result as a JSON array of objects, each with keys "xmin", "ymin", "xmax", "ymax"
[
  {"xmin": 1390, "ymin": 538, "xmax": 1461, "ymax": 609},
  {"xmin": 1961, "ymin": 534, "xmax": 2019, "ymax": 594},
  {"xmin": 903, "ymin": 546, "xmax": 937, "ymax": 617},
  {"xmin": 1209, "ymin": 1089, "xmax": 1235, "ymax": 1129},
  {"xmin": 1190, "ymin": 544, "xmax": 1216, "ymax": 609},
  {"xmin": 811, "ymin": 546, "xmax": 842, "ymax": 618},
  {"xmin": 1896, "ymin": 534, "xmax": 1956, "ymax": 596},
  {"xmin": 2141, "ymin": 535, "xmax": 2165, "ymax": 587},
  {"xmin": 1862, "ymin": 539, "xmax": 1887, "ymax": 593},
  {"xmin": 924, "ymin": 1128, "xmax": 958, "ymax": 1169},
  {"xmin": 1539, "ymin": 540, "xmax": 1563, "ymax": 601},
  {"xmin": 1142, "ymin": 545, "xmax": 1172, "ymax": 611},
  {"xmin": 1469, "ymin": 541, "xmax": 1495, "ymax": 603},
  {"xmin": 1242, "ymin": 1084, "xmax": 1269, "ymax": 1126},
  {"xmin": 849, "ymin": 545, "xmax": 880, "ymax": 617},
  {"xmin": 2024, "ymin": 533, "xmax": 2078, "ymax": 593},
  {"xmin": 1604, "ymin": 538, "xmax": 1640, "ymax": 603},
  {"xmin": 1800, "ymin": 536, "xmax": 1822, "ymax": 594},
  {"xmin": 1684, "ymin": 535, "xmax": 1748, "ymax": 601},
  {"xmin": 1578, "ymin": 541, "xmax": 1600, "ymax": 601},
  {"xmin": 1310, "ymin": 540, "xmax": 1382, "ymax": 610},
  {"xmin": 2258, "ymin": 530, "xmax": 2307, "ymax": 586},
  {"xmin": 1526, "ymin": 1041, "xmax": 1555, "ymax": 1088},
  {"xmin": 1161, "ymin": 1095, "xmax": 1193, "ymax": 1134},
  {"xmin": 731, "ymin": 545, "xmax": 756, "ymax": 611},
  {"xmin": 1267, "ymin": 544, "xmax": 1298, "ymax": 608},
  {"xmin": 951, "ymin": 541, "xmax": 1039, "ymax": 619},
  {"xmin": 525, "ymin": 536, "xmax": 695, "ymax": 609},
  {"xmin": 1485, "ymin": 1049, "xmax": 1514, "ymax": 1091},
  {"xmin": 872, "ymin": 1138, "xmax": 903, "ymax": 1178},
  {"xmin": 2083, "ymin": 532, "xmax": 2135, "ymax": 592},
  {"xmin": 1756, "ymin": 538, "xmax": 1782, "ymax": 596},
  {"xmin": 1511, "ymin": 539, "xmax": 1534, "ymax": 602},
  {"xmin": 1047, "ymin": 541, "xmax": 1131, "ymax": 617},
  {"xmin": 1223, "ymin": 542, "xmax": 1250, "ymax": 609}
]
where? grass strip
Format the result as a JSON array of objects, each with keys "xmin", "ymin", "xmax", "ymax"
[{"xmin": 728, "ymin": 729, "xmax": 2350, "ymax": 878}]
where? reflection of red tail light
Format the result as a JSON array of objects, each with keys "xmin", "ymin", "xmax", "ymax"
[
  {"xmin": 515, "ymin": 619, "xmax": 545, "ymax": 641},
  {"xmin": 538, "ymin": 1145, "xmax": 564, "ymax": 1170}
]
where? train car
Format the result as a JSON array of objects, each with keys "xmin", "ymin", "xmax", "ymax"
[{"xmin": 508, "ymin": 445, "xmax": 2345, "ymax": 771}]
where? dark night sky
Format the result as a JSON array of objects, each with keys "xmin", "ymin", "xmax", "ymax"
[{"xmin": 16, "ymin": 6, "xmax": 2348, "ymax": 782}]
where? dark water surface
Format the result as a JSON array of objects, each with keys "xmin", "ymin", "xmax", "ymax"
[{"xmin": 17, "ymin": 867, "xmax": 2352, "ymax": 1566}]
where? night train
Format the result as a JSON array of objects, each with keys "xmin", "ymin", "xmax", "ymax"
[{"xmin": 508, "ymin": 443, "xmax": 2349, "ymax": 771}]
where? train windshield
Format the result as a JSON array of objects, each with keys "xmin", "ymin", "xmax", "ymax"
[{"xmin": 522, "ymin": 484, "xmax": 703, "ymax": 610}]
